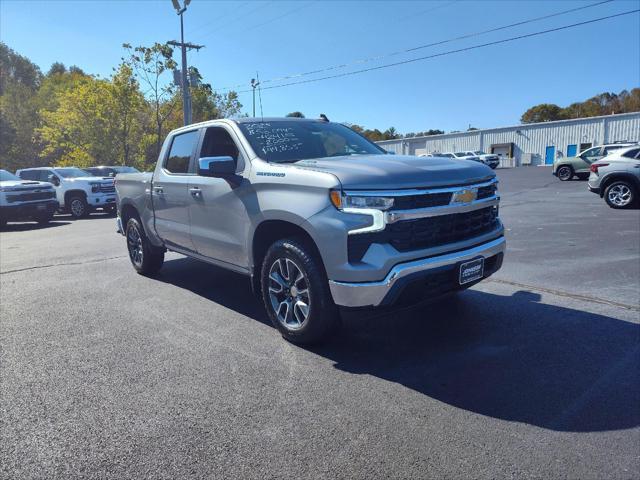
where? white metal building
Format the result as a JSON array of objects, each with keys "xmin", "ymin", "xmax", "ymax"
[{"xmin": 376, "ymin": 112, "xmax": 640, "ymax": 166}]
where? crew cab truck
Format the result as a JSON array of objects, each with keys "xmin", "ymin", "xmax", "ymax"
[
  {"xmin": 16, "ymin": 167, "xmax": 116, "ymax": 218},
  {"xmin": 116, "ymin": 118, "xmax": 505, "ymax": 344},
  {"xmin": 0, "ymin": 169, "xmax": 59, "ymax": 227}
]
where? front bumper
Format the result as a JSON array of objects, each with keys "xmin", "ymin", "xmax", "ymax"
[
  {"xmin": 329, "ymin": 236, "xmax": 505, "ymax": 307},
  {"xmin": 0, "ymin": 200, "xmax": 59, "ymax": 220},
  {"xmin": 87, "ymin": 192, "xmax": 116, "ymax": 209}
]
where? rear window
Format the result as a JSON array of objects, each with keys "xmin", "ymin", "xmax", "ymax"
[
  {"xmin": 622, "ymin": 148, "xmax": 640, "ymax": 158},
  {"xmin": 165, "ymin": 130, "xmax": 198, "ymax": 173}
]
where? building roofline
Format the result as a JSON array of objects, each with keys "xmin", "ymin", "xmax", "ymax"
[{"xmin": 376, "ymin": 112, "xmax": 640, "ymax": 144}]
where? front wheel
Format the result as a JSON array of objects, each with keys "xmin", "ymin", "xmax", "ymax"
[
  {"xmin": 556, "ymin": 165, "xmax": 573, "ymax": 181},
  {"xmin": 125, "ymin": 217, "xmax": 164, "ymax": 275},
  {"xmin": 604, "ymin": 181, "xmax": 636, "ymax": 209},
  {"xmin": 68, "ymin": 195, "xmax": 89, "ymax": 218},
  {"xmin": 261, "ymin": 238, "xmax": 340, "ymax": 344}
]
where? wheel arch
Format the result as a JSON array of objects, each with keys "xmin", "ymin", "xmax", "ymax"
[
  {"xmin": 64, "ymin": 189, "xmax": 87, "ymax": 205},
  {"xmin": 600, "ymin": 172, "xmax": 640, "ymax": 197},
  {"xmin": 251, "ymin": 219, "xmax": 324, "ymax": 293}
]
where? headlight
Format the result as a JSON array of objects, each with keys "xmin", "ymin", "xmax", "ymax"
[
  {"xmin": 330, "ymin": 189, "xmax": 392, "ymax": 235},
  {"xmin": 90, "ymin": 183, "xmax": 100, "ymax": 193},
  {"xmin": 330, "ymin": 190, "xmax": 394, "ymax": 211}
]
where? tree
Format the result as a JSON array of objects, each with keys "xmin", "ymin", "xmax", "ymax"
[
  {"xmin": 520, "ymin": 103, "xmax": 565, "ymax": 123},
  {"xmin": 0, "ymin": 42, "xmax": 42, "ymax": 94},
  {"xmin": 110, "ymin": 62, "xmax": 146, "ymax": 166},
  {"xmin": 286, "ymin": 111, "xmax": 305, "ymax": 118},
  {"xmin": 123, "ymin": 42, "xmax": 178, "ymax": 161},
  {"xmin": 47, "ymin": 62, "xmax": 66, "ymax": 77}
]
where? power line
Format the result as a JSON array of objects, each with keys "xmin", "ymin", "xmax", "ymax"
[
  {"xmin": 219, "ymin": 0, "xmax": 614, "ymax": 91},
  {"xmin": 192, "ymin": 1, "xmax": 275, "ymax": 42},
  {"xmin": 188, "ymin": 1, "xmax": 251, "ymax": 37},
  {"xmin": 233, "ymin": 8, "xmax": 639, "ymax": 94}
]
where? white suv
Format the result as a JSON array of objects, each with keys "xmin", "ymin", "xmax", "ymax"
[{"xmin": 16, "ymin": 167, "xmax": 116, "ymax": 218}]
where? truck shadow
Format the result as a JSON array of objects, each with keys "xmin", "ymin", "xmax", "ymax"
[
  {"xmin": 0, "ymin": 220, "xmax": 71, "ymax": 232},
  {"xmin": 158, "ymin": 257, "xmax": 640, "ymax": 433}
]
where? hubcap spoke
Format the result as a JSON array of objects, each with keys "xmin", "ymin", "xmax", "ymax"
[{"xmin": 268, "ymin": 256, "xmax": 311, "ymax": 330}]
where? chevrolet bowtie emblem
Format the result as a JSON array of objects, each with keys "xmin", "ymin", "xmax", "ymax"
[{"xmin": 451, "ymin": 189, "xmax": 477, "ymax": 204}]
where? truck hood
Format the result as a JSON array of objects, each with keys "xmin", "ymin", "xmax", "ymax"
[
  {"xmin": 66, "ymin": 176, "xmax": 114, "ymax": 184},
  {"xmin": 0, "ymin": 180, "xmax": 54, "ymax": 190},
  {"xmin": 293, "ymin": 154, "xmax": 495, "ymax": 190}
]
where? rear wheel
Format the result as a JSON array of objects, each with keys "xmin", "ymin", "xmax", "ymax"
[
  {"xmin": 125, "ymin": 217, "xmax": 164, "ymax": 275},
  {"xmin": 557, "ymin": 165, "xmax": 573, "ymax": 181},
  {"xmin": 68, "ymin": 195, "xmax": 89, "ymax": 218},
  {"xmin": 604, "ymin": 180, "xmax": 636, "ymax": 209},
  {"xmin": 261, "ymin": 238, "xmax": 340, "ymax": 344}
]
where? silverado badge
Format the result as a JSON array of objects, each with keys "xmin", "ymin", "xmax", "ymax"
[{"xmin": 451, "ymin": 188, "xmax": 477, "ymax": 204}]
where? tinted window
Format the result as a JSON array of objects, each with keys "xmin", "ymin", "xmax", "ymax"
[
  {"xmin": 200, "ymin": 127, "xmax": 240, "ymax": 163},
  {"xmin": 238, "ymin": 121, "xmax": 385, "ymax": 163},
  {"xmin": 622, "ymin": 148, "xmax": 640, "ymax": 158},
  {"xmin": 55, "ymin": 168, "xmax": 91, "ymax": 178},
  {"xmin": 165, "ymin": 131, "xmax": 198, "ymax": 173},
  {"xmin": 19, "ymin": 170, "xmax": 40, "ymax": 181}
]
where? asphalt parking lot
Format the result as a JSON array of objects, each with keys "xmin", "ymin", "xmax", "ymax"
[{"xmin": 1, "ymin": 166, "xmax": 639, "ymax": 479}]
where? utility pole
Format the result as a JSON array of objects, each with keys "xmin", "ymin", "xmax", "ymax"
[
  {"xmin": 250, "ymin": 78, "xmax": 260, "ymax": 117},
  {"xmin": 169, "ymin": 0, "xmax": 203, "ymax": 126}
]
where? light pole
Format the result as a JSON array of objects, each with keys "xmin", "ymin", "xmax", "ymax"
[
  {"xmin": 251, "ymin": 78, "xmax": 260, "ymax": 117},
  {"xmin": 170, "ymin": 0, "xmax": 203, "ymax": 126}
]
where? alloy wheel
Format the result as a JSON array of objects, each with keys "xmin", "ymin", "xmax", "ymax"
[
  {"xmin": 70, "ymin": 198, "xmax": 85, "ymax": 217},
  {"xmin": 127, "ymin": 224, "xmax": 144, "ymax": 267},
  {"xmin": 557, "ymin": 166, "xmax": 572, "ymax": 181},
  {"xmin": 268, "ymin": 257, "xmax": 311, "ymax": 331},
  {"xmin": 608, "ymin": 184, "xmax": 632, "ymax": 207}
]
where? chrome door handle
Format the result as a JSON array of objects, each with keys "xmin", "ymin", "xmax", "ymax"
[
  {"xmin": 189, "ymin": 187, "xmax": 202, "ymax": 198},
  {"xmin": 153, "ymin": 186, "xmax": 164, "ymax": 194}
]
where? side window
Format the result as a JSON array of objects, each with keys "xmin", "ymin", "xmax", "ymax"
[
  {"xmin": 199, "ymin": 127, "xmax": 241, "ymax": 170},
  {"xmin": 40, "ymin": 170, "xmax": 53, "ymax": 182},
  {"xmin": 603, "ymin": 146, "xmax": 623, "ymax": 155},
  {"xmin": 622, "ymin": 148, "xmax": 639, "ymax": 158},
  {"xmin": 165, "ymin": 130, "xmax": 198, "ymax": 174}
]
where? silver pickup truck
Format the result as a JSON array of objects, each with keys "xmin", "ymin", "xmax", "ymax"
[{"xmin": 116, "ymin": 117, "xmax": 505, "ymax": 343}]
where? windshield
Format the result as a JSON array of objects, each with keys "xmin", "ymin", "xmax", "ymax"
[
  {"xmin": 85, "ymin": 166, "xmax": 139, "ymax": 177},
  {"xmin": 237, "ymin": 121, "xmax": 386, "ymax": 163},
  {"xmin": 0, "ymin": 170, "xmax": 20, "ymax": 181},
  {"xmin": 55, "ymin": 167, "xmax": 93, "ymax": 178},
  {"xmin": 474, "ymin": 150, "xmax": 485, "ymax": 155}
]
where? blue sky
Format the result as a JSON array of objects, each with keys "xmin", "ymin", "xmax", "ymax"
[{"xmin": 1, "ymin": 0, "xmax": 639, "ymax": 133}]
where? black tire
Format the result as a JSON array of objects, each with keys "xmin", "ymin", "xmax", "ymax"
[
  {"xmin": 556, "ymin": 165, "xmax": 573, "ymax": 181},
  {"xmin": 125, "ymin": 217, "xmax": 164, "ymax": 275},
  {"xmin": 260, "ymin": 238, "xmax": 340, "ymax": 344},
  {"xmin": 604, "ymin": 180, "xmax": 637, "ymax": 209},
  {"xmin": 68, "ymin": 194, "xmax": 89, "ymax": 218},
  {"xmin": 35, "ymin": 212, "xmax": 54, "ymax": 224}
]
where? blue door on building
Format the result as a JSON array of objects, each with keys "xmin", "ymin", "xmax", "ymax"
[
  {"xmin": 545, "ymin": 146, "xmax": 555, "ymax": 165},
  {"xmin": 567, "ymin": 144, "xmax": 578, "ymax": 157}
]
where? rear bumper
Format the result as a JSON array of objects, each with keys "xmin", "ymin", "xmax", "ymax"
[
  {"xmin": 0, "ymin": 200, "xmax": 59, "ymax": 220},
  {"xmin": 329, "ymin": 236, "xmax": 505, "ymax": 307},
  {"xmin": 588, "ymin": 185, "xmax": 601, "ymax": 194}
]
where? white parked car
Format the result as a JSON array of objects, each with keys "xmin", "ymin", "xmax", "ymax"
[
  {"xmin": 0, "ymin": 169, "xmax": 59, "ymax": 226},
  {"xmin": 442, "ymin": 152, "xmax": 483, "ymax": 163},
  {"xmin": 16, "ymin": 167, "xmax": 116, "ymax": 218},
  {"xmin": 465, "ymin": 150, "xmax": 500, "ymax": 169}
]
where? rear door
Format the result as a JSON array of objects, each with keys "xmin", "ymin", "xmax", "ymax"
[
  {"xmin": 188, "ymin": 125, "xmax": 252, "ymax": 268},
  {"xmin": 152, "ymin": 129, "xmax": 199, "ymax": 251}
]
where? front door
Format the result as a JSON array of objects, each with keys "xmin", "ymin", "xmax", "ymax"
[
  {"xmin": 152, "ymin": 129, "xmax": 199, "ymax": 251},
  {"xmin": 545, "ymin": 146, "xmax": 555, "ymax": 165},
  {"xmin": 188, "ymin": 126, "xmax": 252, "ymax": 268}
]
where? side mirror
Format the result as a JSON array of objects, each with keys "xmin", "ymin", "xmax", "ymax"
[
  {"xmin": 198, "ymin": 156, "xmax": 236, "ymax": 178},
  {"xmin": 48, "ymin": 174, "xmax": 60, "ymax": 186}
]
